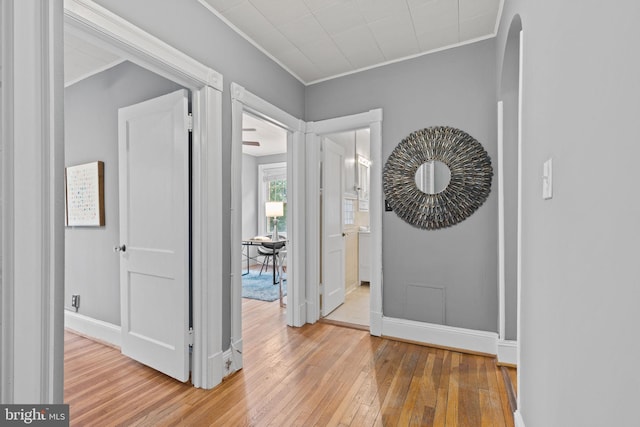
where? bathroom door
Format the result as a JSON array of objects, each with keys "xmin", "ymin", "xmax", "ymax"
[{"xmin": 321, "ymin": 138, "xmax": 345, "ymax": 316}]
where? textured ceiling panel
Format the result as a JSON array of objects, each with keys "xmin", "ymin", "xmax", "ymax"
[
  {"xmin": 182, "ymin": 0, "xmax": 503, "ymax": 85},
  {"xmin": 64, "ymin": 31, "xmax": 122, "ymax": 86},
  {"xmin": 199, "ymin": 0, "xmax": 501, "ymax": 83}
]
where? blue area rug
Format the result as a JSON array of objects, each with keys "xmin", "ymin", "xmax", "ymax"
[{"xmin": 242, "ymin": 271, "xmax": 287, "ymax": 302}]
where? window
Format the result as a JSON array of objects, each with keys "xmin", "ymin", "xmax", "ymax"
[
  {"xmin": 258, "ymin": 162, "xmax": 287, "ymax": 236},
  {"xmin": 344, "ymin": 199, "xmax": 355, "ymax": 225}
]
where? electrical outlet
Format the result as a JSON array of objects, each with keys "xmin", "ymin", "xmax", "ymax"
[{"xmin": 71, "ymin": 294, "xmax": 80, "ymax": 311}]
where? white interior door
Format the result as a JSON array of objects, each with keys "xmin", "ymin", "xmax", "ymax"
[
  {"xmin": 118, "ymin": 89, "xmax": 190, "ymax": 382},
  {"xmin": 322, "ymin": 138, "xmax": 345, "ymax": 316}
]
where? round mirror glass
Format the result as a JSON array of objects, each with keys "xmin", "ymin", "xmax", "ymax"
[{"xmin": 415, "ymin": 160, "xmax": 451, "ymax": 194}]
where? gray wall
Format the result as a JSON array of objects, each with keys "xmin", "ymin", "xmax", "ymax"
[
  {"xmin": 306, "ymin": 39, "xmax": 498, "ymax": 332},
  {"xmin": 241, "ymin": 154, "xmax": 258, "ymax": 241},
  {"xmin": 256, "ymin": 153, "xmax": 287, "ymax": 167},
  {"xmin": 500, "ymin": 23, "xmax": 520, "ymax": 342},
  {"xmin": 497, "ymin": 1, "xmax": 640, "ymax": 426},
  {"xmin": 92, "ymin": 0, "xmax": 306, "ymax": 347},
  {"xmin": 65, "ymin": 61, "xmax": 185, "ymax": 325}
]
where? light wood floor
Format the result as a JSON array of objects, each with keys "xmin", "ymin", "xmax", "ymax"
[
  {"xmin": 64, "ymin": 299, "xmax": 515, "ymax": 426},
  {"xmin": 324, "ymin": 283, "xmax": 370, "ymax": 327}
]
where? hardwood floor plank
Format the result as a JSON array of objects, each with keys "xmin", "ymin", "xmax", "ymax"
[
  {"xmin": 485, "ymin": 358, "xmax": 512, "ymax": 427},
  {"xmin": 445, "ymin": 352, "xmax": 461, "ymax": 426},
  {"xmin": 64, "ymin": 299, "xmax": 514, "ymax": 426},
  {"xmin": 457, "ymin": 353, "xmax": 483, "ymax": 426}
]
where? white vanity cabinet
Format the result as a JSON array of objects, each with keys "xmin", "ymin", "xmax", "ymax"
[{"xmin": 358, "ymin": 231, "xmax": 371, "ymax": 283}]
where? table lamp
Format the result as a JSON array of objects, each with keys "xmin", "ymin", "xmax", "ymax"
[{"xmin": 265, "ymin": 201, "xmax": 284, "ymax": 240}]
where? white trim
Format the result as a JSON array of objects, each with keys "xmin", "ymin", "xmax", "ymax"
[
  {"xmin": 517, "ymin": 29, "xmax": 524, "ymax": 409},
  {"xmin": 257, "ymin": 162, "xmax": 287, "ymax": 236},
  {"xmin": 514, "ymin": 410, "xmax": 526, "ymax": 427},
  {"xmin": 497, "ymin": 339, "xmax": 517, "ymax": 366},
  {"xmin": 64, "ymin": 312, "xmax": 121, "ymax": 348},
  {"xmin": 305, "ymin": 132, "xmax": 321, "ymax": 323},
  {"xmin": 306, "ymin": 109, "xmax": 383, "ymax": 336},
  {"xmin": 1, "ymin": 0, "xmax": 16, "ymax": 402},
  {"xmin": 222, "ymin": 337, "xmax": 243, "ymax": 378},
  {"xmin": 497, "ymin": 101, "xmax": 505, "ymax": 339},
  {"xmin": 1, "ymin": 0, "xmax": 65, "ymax": 404},
  {"xmin": 231, "ymin": 84, "xmax": 304, "ymax": 132},
  {"xmin": 63, "ymin": 0, "xmax": 224, "ymax": 390},
  {"xmin": 382, "ymin": 317, "xmax": 498, "ymax": 355},
  {"xmin": 369, "ymin": 118, "xmax": 383, "ymax": 336},
  {"xmin": 64, "ymin": 58, "xmax": 125, "ymax": 87},
  {"xmin": 222, "ymin": 349, "xmax": 233, "ymax": 376},
  {"xmin": 288, "ymin": 129, "xmax": 307, "ymax": 328},
  {"xmin": 64, "ymin": 0, "xmax": 222, "ymax": 91},
  {"xmin": 208, "ymin": 351, "xmax": 224, "ymax": 388},
  {"xmin": 230, "ymin": 83, "xmax": 307, "ymax": 372},
  {"xmin": 191, "ymin": 86, "xmax": 224, "ymax": 389}
]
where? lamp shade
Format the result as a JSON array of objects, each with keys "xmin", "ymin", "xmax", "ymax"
[{"xmin": 265, "ymin": 201, "xmax": 284, "ymax": 218}]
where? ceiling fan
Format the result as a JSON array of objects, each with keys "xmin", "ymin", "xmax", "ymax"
[{"xmin": 242, "ymin": 127, "xmax": 260, "ymax": 146}]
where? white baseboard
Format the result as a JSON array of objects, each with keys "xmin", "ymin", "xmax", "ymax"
[
  {"xmin": 221, "ymin": 338, "xmax": 243, "ymax": 380},
  {"xmin": 370, "ymin": 310, "xmax": 383, "ymax": 336},
  {"xmin": 295, "ymin": 302, "xmax": 306, "ymax": 327},
  {"xmin": 514, "ymin": 409, "xmax": 525, "ymax": 427},
  {"xmin": 209, "ymin": 351, "xmax": 224, "ymax": 387},
  {"xmin": 498, "ymin": 339, "xmax": 518, "ymax": 365},
  {"xmin": 382, "ymin": 316, "xmax": 498, "ymax": 355},
  {"xmin": 64, "ymin": 310, "xmax": 121, "ymax": 347}
]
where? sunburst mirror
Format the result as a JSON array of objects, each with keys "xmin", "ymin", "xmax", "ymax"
[{"xmin": 383, "ymin": 126, "xmax": 493, "ymax": 230}]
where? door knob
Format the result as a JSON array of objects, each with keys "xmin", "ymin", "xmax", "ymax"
[
  {"xmin": 342, "ymin": 233, "xmax": 346, "ymax": 237},
  {"xmin": 114, "ymin": 244, "xmax": 126, "ymax": 253}
]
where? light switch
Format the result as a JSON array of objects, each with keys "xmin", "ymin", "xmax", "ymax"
[{"xmin": 542, "ymin": 158, "xmax": 553, "ymax": 200}]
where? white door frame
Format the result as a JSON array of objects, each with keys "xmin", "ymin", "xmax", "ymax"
[
  {"xmin": 306, "ymin": 109, "xmax": 383, "ymax": 336},
  {"xmin": 230, "ymin": 83, "xmax": 306, "ymax": 371},
  {"xmin": 516, "ymin": 29, "xmax": 524, "ymax": 408},
  {"xmin": 497, "ymin": 101, "xmax": 506, "ymax": 338},
  {"xmin": 497, "ymin": 29, "xmax": 524, "ymax": 372},
  {"xmin": 1, "ymin": 0, "xmax": 65, "ymax": 403},
  {"xmin": 64, "ymin": 0, "xmax": 224, "ymax": 389}
]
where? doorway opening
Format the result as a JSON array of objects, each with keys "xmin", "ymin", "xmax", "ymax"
[
  {"xmin": 305, "ymin": 109, "xmax": 383, "ymax": 336},
  {"xmin": 230, "ymin": 83, "xmax": 306, "ymax": 374},
  {"xmin": 498, "ymin": 14, "xmax": 523, "ymax": 405},
  {"xmin": 240, "ymin": 112, "xmax": 289, "ymax": 309},
  {"xmin": 62, "ymin": 1, "xmax": 224, "ymax": 389},
  {"xmin": 319, "ymin": 129, "xmax": 371, "ymax": 329},
  {"xmin": 64, "ymin": 38, "xmax": 193, "ymax": 377}
]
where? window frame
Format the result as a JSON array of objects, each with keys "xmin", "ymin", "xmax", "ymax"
[{"xmin": 258, "ymin": 161, "xmax": 287, "ymax": 236}]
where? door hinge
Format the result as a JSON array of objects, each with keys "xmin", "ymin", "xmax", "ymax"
[
  {"xmin": 188, "ymin": 327, "xmax": 194, "ymax": 346},
  {"xmin": 187, "ymin": 113, "xmax": 193, "ymax": 132},
  {"xmin": 319, "ymin": 283, "xmax": 323, "ymax": 295}
]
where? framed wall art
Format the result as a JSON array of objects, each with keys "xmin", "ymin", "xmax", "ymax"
[{"xmin": 65, "ymin": 161, "xmax": 105, "ymax": 227}]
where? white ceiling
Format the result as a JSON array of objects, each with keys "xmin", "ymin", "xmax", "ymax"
[
  {"xmin": 64, "ymin": 0, "xmax": 501, "ymax": 87},
  {"xmin": 242, "ymin": 113, "xmax": 288, "ymax": 157},
  {"xmin": 200, "ymin": 0, "xmax": 502, "ymax": 84},
  {"xmin": 64, "ymin": 31, "xmax": 123, "ymax": 86}
]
